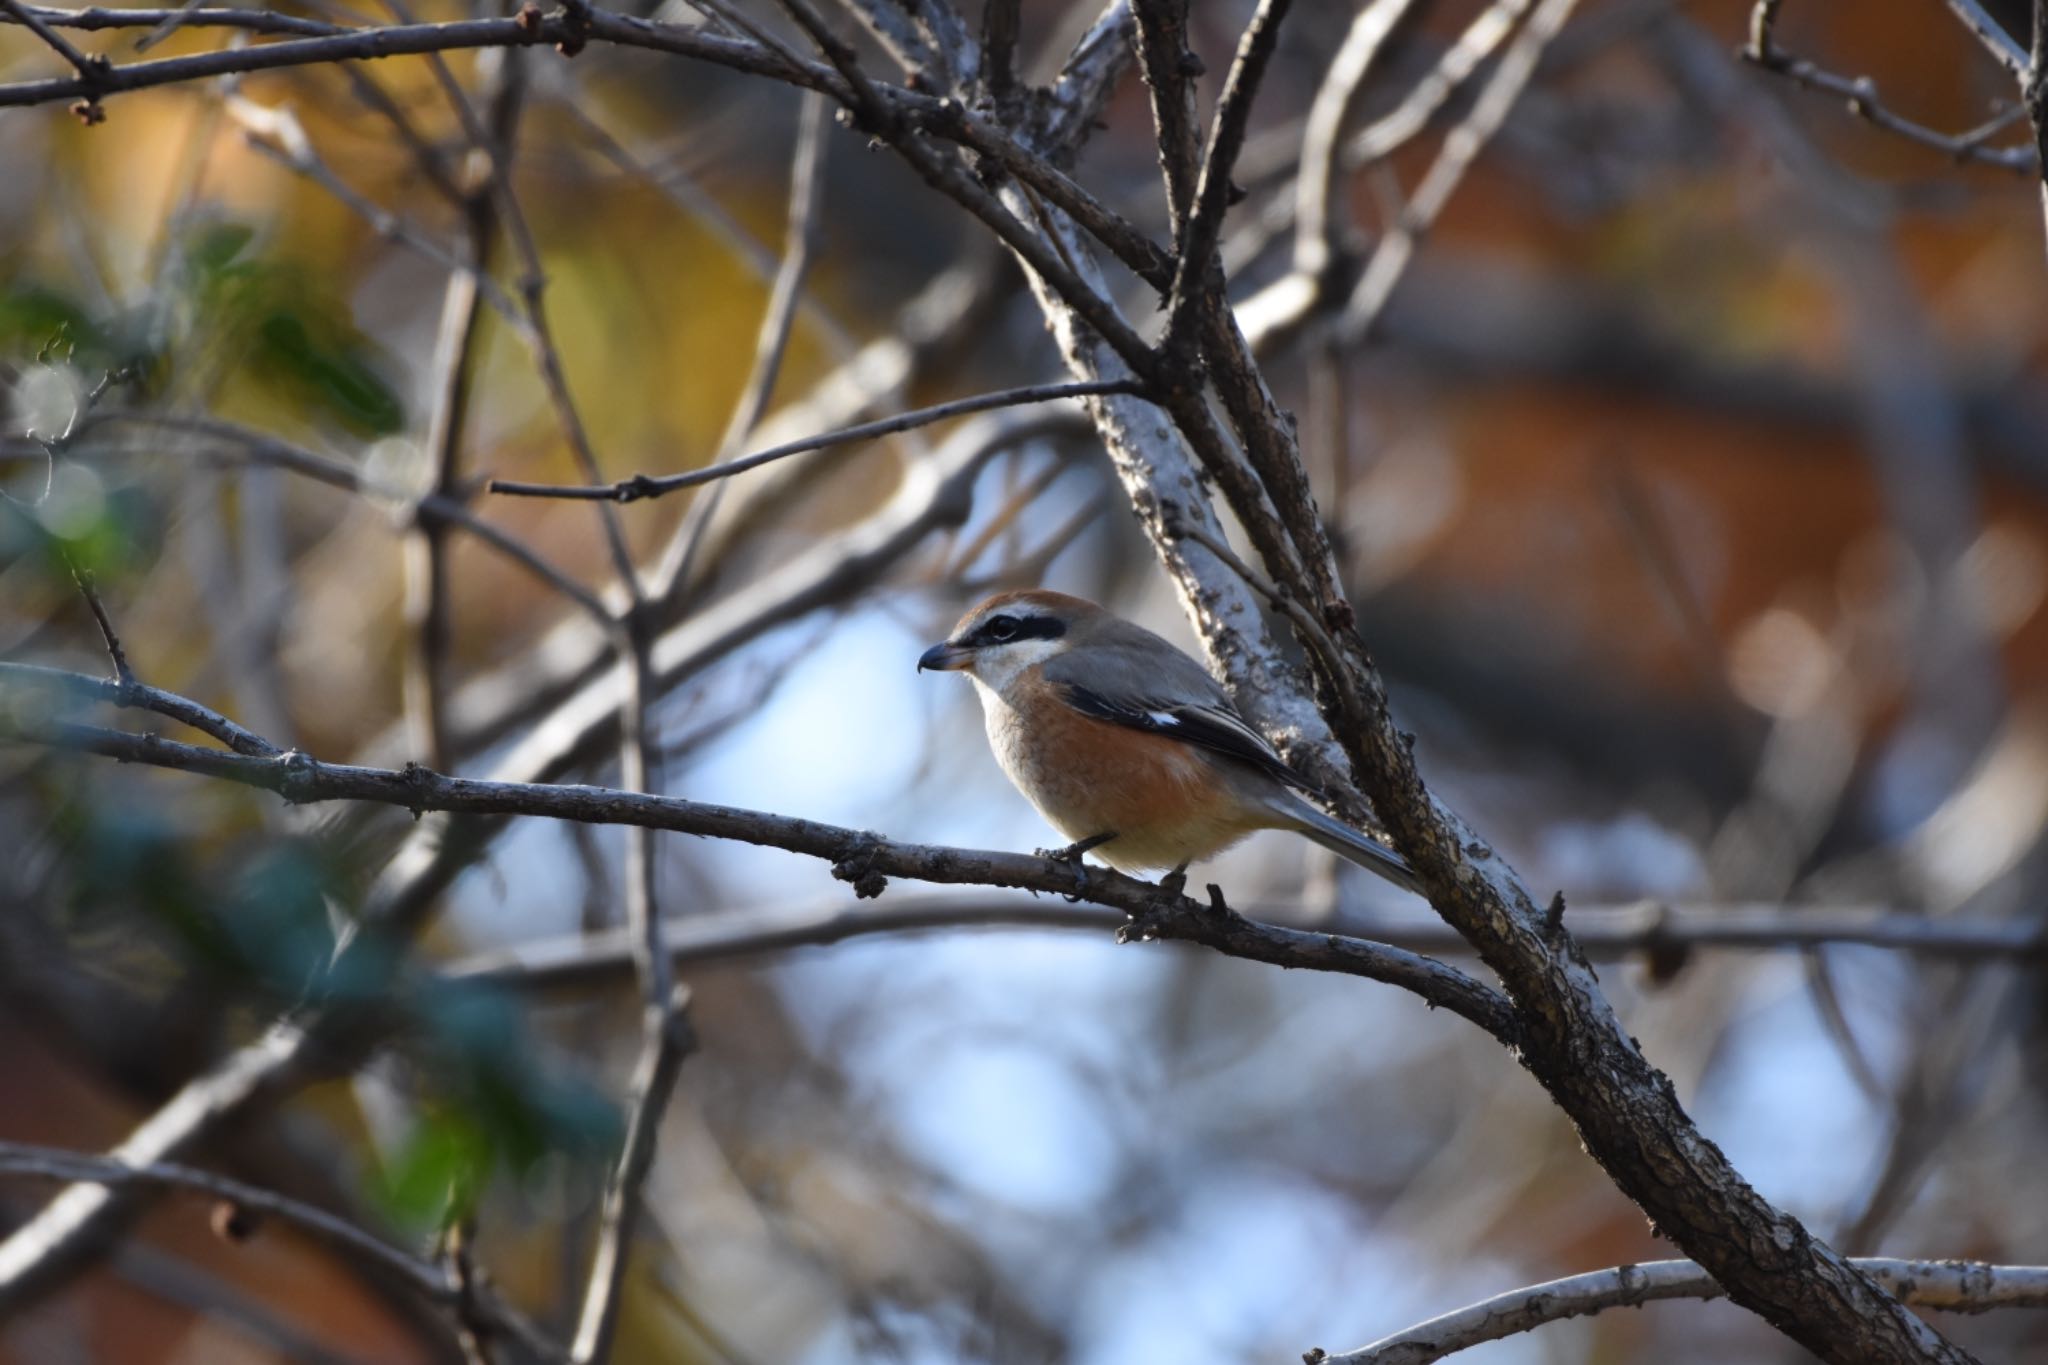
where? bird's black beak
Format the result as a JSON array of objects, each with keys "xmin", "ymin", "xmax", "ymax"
[{"xmin": 917, "ymin": 640, "xmax": 972, "ymax": 673}]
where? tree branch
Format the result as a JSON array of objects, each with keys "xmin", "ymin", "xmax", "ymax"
[
  {"xmin": 1319, "ymin": 1257, "xmax": 2048, "ymax": 1365},
  {"xmin": 1162, "ymin": 0, "xmax": 1294, "ymax": 352},
  {"xmin": 1943, "ymin": 0, "xmax": 2031, "ymax": 77},
  {"xmin": 486, "ymin": 378, "xmax": 1144, "ymax": 502},
  {"xmin": 0, "ymin": 676, "xmax": 1517, "ymax": 1036},
  {"xmin": 1744, "ymin": 2, "xmax": 2034, "ymax": 173},
  {"xmin": 443, "ymin": 894, "xmax": 2048, "ymax": 995},
  {"xmin": 0, "ymin": 1142, "xmax": 564, "ymax": 1364},
  {"xmin": 1128, "ymin": 0, "xmax": 1202, "ymax": 234},
  {"xmin": 1339, "ymin": 0, "xmax": 1584, "ymax": 344},
  {"xmin": 0, "ymin": 409, "xmax": 1050, "ymax": 1311}
]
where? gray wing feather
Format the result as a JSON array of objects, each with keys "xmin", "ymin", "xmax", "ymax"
[
  {"xmin": 1041, "ymin": 637, "xmax": 1309, "ymax": 791},
  {"xmin": 1041, "ymin": 625, "xmax": 1420, "ymax": 895}
]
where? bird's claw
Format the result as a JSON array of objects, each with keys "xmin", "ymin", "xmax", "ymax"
[
  {"xmin": 1035, "ymin": 831, "xmax": 1117, "ymax": 864},
  {"xmin": 1036, "ymin": 832, "xmax": 1115, "ymax": 902}
]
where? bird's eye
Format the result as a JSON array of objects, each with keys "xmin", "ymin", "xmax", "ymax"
[{"xmin": 984, "ymin": 615, "xmax": 1020, "ymax": 642}]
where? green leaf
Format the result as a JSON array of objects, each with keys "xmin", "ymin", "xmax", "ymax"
[{"xmin": 255, "ymin": 310, "xmax": 406, "ymax": 436}]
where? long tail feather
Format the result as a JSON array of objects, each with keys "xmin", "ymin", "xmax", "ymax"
[{"xmin": 1267, "ymin": 792, "xmax": 1422, "ymax": 894}]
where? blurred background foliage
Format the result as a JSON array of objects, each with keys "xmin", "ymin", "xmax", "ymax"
[{"xmin": 5, "ymin": 0, "xmax": 2048, "ymax": 1361}]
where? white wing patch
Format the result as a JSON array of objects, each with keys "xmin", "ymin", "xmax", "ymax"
[{"xmin": 1147, "ymin": 711, "xmax": 1181, "ymax": 727}]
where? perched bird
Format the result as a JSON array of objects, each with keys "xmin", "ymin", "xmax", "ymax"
[{"xmin": 918, "ymin": 589, "xmax": 1420, "ymax": 892}]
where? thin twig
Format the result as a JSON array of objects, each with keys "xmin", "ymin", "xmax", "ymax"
[
  {"xmin": 762, "ymin": 0, "xmax": 1160, "ymax": 379},
  {"xmin": 981, "ymin": 0, "xmax": 1018, "ymax": 99},
  {"xmin": 1338, "ymin": 0, "xmax": 1584, "ymax": 344},
  {"xmin": 1128, "ymin": 0, "xmax": 1202, "ymax": 235},
  {"xmin": 444, "ymin": 893, "xmax": 2048, "ymax": 993},
  {"xmin": 0, "ymin": 1142, "xmax": 566, "ymax": 1364},
  {"xmin": 0, "ymin": 673, "xmax": 1518, "ymax": 1035},
  {"xmin": 914, "ymin": 99, "xmax": 1175, "ymax": 289},
  {"xmin": 562, "ymin": 74, "xmax": 832, "ymax": 1365},
  {"xmin": 712, "ymin": 89, "xmax": 823, "ymax": 458},
  {"xmin": 57, "ymin": 414, "xmax": 612, "ymax": 623},
  {"xmin": 566, "ymin": 989, "xmax": 693, "ymax": 1365},
  {"xmin": 222, "ymin": 95, "xmax": 525, "ymax": 318},
  {"xmin": 1, "ymin": 659, "xmax": 281, "ymax": 756},
  {"xmin": 8, "ymin": 3, "xmax": 342, "ymax": 37},
  {"xmin": 487, "ymin": 378, "xmax": 1143, "ymax": 501},
  {"xmin": 558, "ymin": 95, "xmax": 862, "ymax": 361},
  {"xmin": 1941, "ymin": 0, "xmax": 2030, "ymax": 79},
  {"xmin": 1294, "ymin": 0, "xmax": 1426, "ymax": 285},
  {"xmin": 1743, "ymin": 2, "xmax": 2034, "ymax": 173},
  {"xmin": 0, "ymin": 412, "xmax": 1053, "ymax": 1313},
  {"xmin": 943, "ymin": 451, "xmax": 1070, "ymax": 574},
  {"xmin": 384, "ymin": 11, "xmax": 641, "ymax": 608},
  {"xmin": 0, "ymin": 9, "xmax": 829, "ymax": 110},
  {"xmin": 660, "ymin": 90, "xmax": 832, "ymax": 596},
  {"xmin": 0, "ymin": 0, "xmax": 105, "ymax": 78},
  {"xmin": 1171, "ymin": 517, "xmax": 1345, "ymax": 670},
  {"xmin": 403, "ymin": 43, "xmax": 524, "ymax": 769},
  {"xmin": 1321, "ymin": 1257, "xmax": 2048, "ymax": 1364},
  {"xmin": 65, "ymin": 560, "xmax": 133, "ymax": 685},
  {"xmin": 1346, "ymin": 0, "xmax": 1534, "ymax": 167},
  {"xmin": 1162, "ymin": 0, "xmax": 1295, "ymax": 354},
  {"xmin": 2026, "ymin": 0, "xmax": 2048, "ymax": 252}
]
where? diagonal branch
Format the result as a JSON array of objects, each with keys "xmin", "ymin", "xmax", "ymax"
[
  {"xmin": 445, "ymin": 894, "xmax": 2048, "ymax": 994},
  {"xmin": 1745, "ymin": 2, "xmax": 2035, "ymax": 173},
  {"xmin": 1321, "ymin": 1258, "xmax": 2048, "ymax": 1365},
  {"xmin": 1338, "ymin": 0, "xmax": 1583, "ymax": 344},
  {"xmin": 0, "ymin": 0, "xmax": 106, "ymax": 80},
  {"xmin": 0, "ymin": 409, "xmax": 1068, "ymax": 1312},
  {"xmin": 403, "ymin": 43, "xmax": 525, "ymax": 770},
  {"xmin": 1942, "ymin": 0, "xmax": 2031, "ymax": 77},
  {"xmin": 1161, "ymin": 0, "xmax": 1294, "ymax": 352},
  {"xmin": 1294, "ymin": 0, "xmax": 1426, "ymax": 287},
  {"xmin": 0, "ymin": 676, "xmax": 1519, "ymax": 1037},
  {"xmin": 1128, "ymin": 0, "xmax": 1203, "ymax": 234},
  {"xmin": 0, "ymin": 1142, "xmax": 565, "ymax": 1363},
  {"xmin": 486, "ymin": 378, "xmax": 1144, "ymax": 502}
]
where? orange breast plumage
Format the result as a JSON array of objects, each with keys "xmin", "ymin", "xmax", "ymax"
[{"xmin": 979, "ymin": 665, "xmax": 1270, "ymax": 872}]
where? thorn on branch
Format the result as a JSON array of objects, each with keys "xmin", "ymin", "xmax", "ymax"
[
  {"xmin": 71, "ymin": 98, "xmax": 105, "ymax": 126},
  {"xmin": 831, "ymin": 836, "xmax": 888, "ymax": 898},
  {"xmin": 1542, "ymin": 890, "xmax": 1566, "ymax": 939},
  {"xmin": 1204, "ymin": 882, "xmax": 1235, "ymax": 920},
  {"xmin": 1640, "ymin": 901, "xmax": 1690, "ymax": 985},
  {"xmin": 514, "ymin": 3, "xmax": 544, "ymax": 35},
  {"xmin": 551, "ymin": 0, "xmax": 590, "ymax": 54},
  {"xmin": 273, "ymin": 748, "xmax": 319, "ymax": 805},
  {"xmin": 400, "ymin": 760, "xmax": 434, "ymax": 818},
  {"xmin": 210, "ymin": 1199, "xmax": 261, "ymax": 1243}
]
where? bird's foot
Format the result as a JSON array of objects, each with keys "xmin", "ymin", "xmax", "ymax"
[
  {"xmin": 1036, "ymin": 831, "xmax": 1116, "ymax": 902},
  {"xmin": 1036, "ymin": 831, "xmax": 1117, "ymax": 863}
]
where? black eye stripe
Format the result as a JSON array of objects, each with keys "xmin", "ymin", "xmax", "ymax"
[{"xmin": 972, "ymin": 614, "xmax": 1064, "ymax": 645}]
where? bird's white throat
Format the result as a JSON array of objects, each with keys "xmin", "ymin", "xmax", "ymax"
[{"xmin": 963, "ymin": 636, "xmax": 1064, "ymax": 694}]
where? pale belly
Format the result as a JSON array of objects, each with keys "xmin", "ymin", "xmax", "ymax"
[{"xmin": 977, "ymin": 687, "xmax": 1267, "ymax": 872}]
